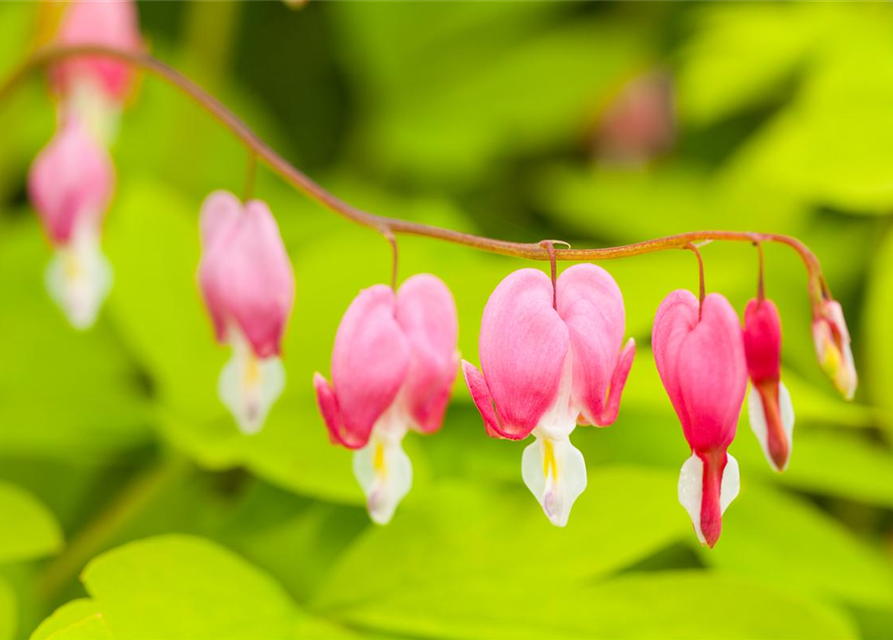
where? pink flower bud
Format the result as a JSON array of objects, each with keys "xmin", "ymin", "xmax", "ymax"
[
  {"xmin": 314, "ymin": 275, "xmax": 459, "ymax": 524},
  {"xmin": 812, "ymin": 300, "xmax": 857, "ymax": 400},
  {"xmin": 28, "ymin": 116, "xmax": 115, "ymax": 329},
  {"xmin": 462, "ymin": 264, "xmax": 635, "ymax": 526},
  {"xmin": 652, "ymin": 290, "xmax": 747, "ymax": 547},
  {"xmin": 198, "ymin": 191, "xmax": 295, "ymax": 434},
  {"xmin": 49, "ymin": 0, "xmax": 143, "ymax": 102},
  {"xmin": 743, "ymin": 299, "xmax": 794, "ymax": 472}
]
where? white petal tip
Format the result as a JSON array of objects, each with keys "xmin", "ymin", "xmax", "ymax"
[
  {"xmin": 678, "ymin": 453, "xmax": 740, "ymax": 545},
  {"xmin": 747, "ymin": 382, "xmax": 794, "ymax": 472},
  {"xmin": 522, "ymin": 437, "xmax": 587, "ymax": 528},
  {"xmin": 45, "ymin": 237, "xmax": 112, "ymax": 330},
  {"xmin": 219, "ymin": 346, "xmax": 285, "ymax": 435},
  {"xmin": 353, "ymin": 436, "xmax": 412, "ymax": 526}
]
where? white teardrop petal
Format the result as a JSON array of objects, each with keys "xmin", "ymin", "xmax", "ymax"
[
  {"xmin": 218, "ymin": 345, "xmax": 285, "ymax": 435},
  {"xmin": 720, "ymin": 453, "xmax": 740, "ymax": 513},
  {"xmin": 353, "ymin": 435, "xmax": 412, "ymax": 525},
  {"xmin": 747, "ymin": 384, "xmax": 795, "ymax": 472},
  {"xmin": 522, "ymin": 436, "xmax": 587, "ymax": 527},
  {"xmin": 778, "ymin": 381, "xmax": 795, "ymax": 451},
  {"xmin": 45, "ymin": 227, "xmax": 112, "ymax": 330},
  {"xmin": 677, "ymin": 453, "xmax": 706, "ymax": 545}
]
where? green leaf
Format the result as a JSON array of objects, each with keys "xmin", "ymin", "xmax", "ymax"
[
  {"xmin": 312, "ymin": 467, "xmax": 689, "ymax": 614},
  {"xmin": 321, "ymin": 570, "xmax": 856, "ymax": 640},
  {"xmin": 0, "ymin": 578, "xmax": 15, "ymax": 640},
  {"xmin": 0, "ymin": 481, "xmax": 62, "ymax": 565},
  {"xmin": 698, "ymin": 482, "xmax": 893, "ymax": 608},
  {"xmin": 76, "ymin": 535, "xmax": 294, "ymax": 639},
  {"xmin": 0, "ymin": 218, "xmax": 151, "ymax": 459},
  {"xmin": 865, "ymin": 224, "xmax": 893, "ymax": 427},
  {"xmin": 31, "ymin": 600, "xmax": 104, "ymax": 640}
]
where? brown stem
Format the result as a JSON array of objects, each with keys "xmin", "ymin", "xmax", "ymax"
[
  {"xmin": 685, "ymin": 243, "xmax": 706, "ymax": 318},
  {"xmin": 385, "ymin": 230, "xmax": 398, "ymax": 291},
  {"xmin": 755, "ymin": 240, "xmax": 765, "ymax": 302},
  {"xmin": 0, "ymin": 45, "xmax": 828, "ymax": 310},
  {"xmin": 541, "ymin": 240, "xmax": 558, "ymax": 309}
]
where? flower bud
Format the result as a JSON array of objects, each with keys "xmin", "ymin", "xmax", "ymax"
[{"xmin": 812, "ymin": 300, "xmax": 857, "ymax": 400}]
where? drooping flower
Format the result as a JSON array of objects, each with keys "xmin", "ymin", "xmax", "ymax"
[
  {"xmin": 652, "ymin": 290, "xmax": 747, "ymax": 548},
  {"xmin": 28, "ymin": 115, "xmax": 115, "ymax": 330},
  {"xmin": 198, "ymin": 191, "xmax": 295, "ymax": 435},
  {"xmin": 462, "ymin": 265, "xmax": 635, "ymax": 527},
  {"xmin": 743, "ymin": 298, "xmax": 794, "ymax": 472},
  {"xmin": 812, "ymin": 299, "xmax": 857, "ymax": 400},
  {"xmin": 314, "ymin": 275, "xmax": 458, "ymax": 525},
  {"xmin": 48, "ymin": 0, "xmax": 143, "ymax": 143}
]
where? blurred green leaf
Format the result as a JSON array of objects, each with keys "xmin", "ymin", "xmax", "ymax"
[
  {"xmin": 31, "ymin": 600, "xmax": 103, "ymax": 640},
  {"xmin": 0, "ymin": 481, "xmax": 62, "ymax": 565},
  {"xmin": 320, "ymin": 570, "xmax": 856, "ymax": 640},
  {"xmin": 0, "ymin": 218, "xmax": 151, "ymax": 459},
  {"xmin": 699, "ymin": 482, "xmax": 893, "ymax": 608},
  {"xmin": 312, "ymin": 467, "xmax": 689, "ymax": 614},
  {"xmin": 865, "ymin": 224, "xmax": 893, "ymax": 427},
  {"xmin": 0, "ymin": 578, "xmax": 15, "ymax": 640}
]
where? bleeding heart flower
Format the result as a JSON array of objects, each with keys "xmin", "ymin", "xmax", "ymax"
[
  {"xmin": 49, "ymin": 0, "xmax": 143, "ymax": 143},
  {"xmin": 652, "ymin": 290, "xmax": 747, "ymax": 548},
  {"xmin": 28, "ymin": 115, "xmax": 114, "ymax": 330},
  {"xmin": 198, "ymin": 191, "xmax": 295, "ymax": 435},
  {"xmin": 812, "ymin": 299, "xmax": 857, "ymax": 400},
  {"xmin": 314, "ymin": 274, "xmax": 458, "ymax": 525},
  {"xmin": 462, "ymin": 264, "xmax": 635, "ymax": 527},
  {"xmin": 743, "ymin": 298, "xmax": 794, "ymax": 472}
]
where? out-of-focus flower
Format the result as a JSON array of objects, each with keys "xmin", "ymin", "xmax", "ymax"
[
  {"xmin": 198, "ymin": 191, "xmax": 295, "ymax": 435},
  {"xmin": 652, "ymin": 290, "xmax": 746, "ymax": 548},
  {"xmin": 28, "ymin": 116, "xmax": 114, "ymax": 329},
  {"xmin": 49, "ymin": 0, "xmax": 143, "ymax": 143},
  {"xmin": 314, "ymin": 275, "xmax": 458, "ymax": 524},
  {"xmin": 595, "ymin": 72, "xmax": 675, "ymax": 166},
  {"xmin": 462, "ymin": 265, "xmax": 635, "ymax": 527},
  {"xmin": 812, "ymin": 299, "xmax": 857, "ymax": 400},
  {"xmin": 743, "ymin": 298, "xmax": 794, "ymax": 472}
]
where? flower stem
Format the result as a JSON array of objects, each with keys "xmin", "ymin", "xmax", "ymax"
[{"xmin": 0, "ymin": 45, "xmax": 829, "ymax": 310}]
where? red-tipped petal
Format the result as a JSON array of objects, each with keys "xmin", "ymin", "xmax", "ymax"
[
  {"xmin": 461, "ymin": 360, "xmax": 505, "ymax": 439},
  {"xmin": 594, "ymin": 337, "xmax": 636, "ymax": 426}
]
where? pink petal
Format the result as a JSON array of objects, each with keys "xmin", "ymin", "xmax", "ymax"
[
  {"xmin": 654, "ymin": 291, "xmax": 747, "ymax": 452},
  {"xmin": 313, "ymin": 373, "xmax": 346, "ymax": 446},
  {"xmin": 395, "ymin": 274, "xmax": 459, "ymax": 433},
  {"xmin": 596, "ymin": 337, "xmax": 636, "ymax": 426},
  {"xmin": 652, "ymin": 289, "xmax": 701, "ymax": 431},
  {"xmin": 28, "ymin": 117, "xmax": 114, "ymax": 245},
  {"xmin": 555, "ymin": 264, "xmax": 634, "ymax": 426},
  {"xmin": 198, "ymin": 195, "xmax": 295, "ymax": 357},
  {"xmin": 743, "ymin": 298, "xmax": 782, "ymax": 384},
  {"xmin": 50, "ymin": 0, "xmax": 143, "ymax": 100},
  {"xmin": 475, "ymin": 269, "xmax": 569, "ymax": 439},
  {"xmin": 326, "ymin": 285, "xmax": 411, "ymax": 449},
  {"xmin": 199, "ymin": 190, "xmax": 241, "ymax": 250}
]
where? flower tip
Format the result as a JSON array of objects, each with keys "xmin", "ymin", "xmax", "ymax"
[{"xmin": 812, "ymin": 300, "xmax": 858, "ymax": 401}]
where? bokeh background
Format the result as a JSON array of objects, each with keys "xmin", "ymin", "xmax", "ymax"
[{"xmin": 1, "ymin": 2, "xmax": 892, "ymax": 639}]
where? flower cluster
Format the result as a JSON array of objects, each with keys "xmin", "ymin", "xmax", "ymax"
[
  {"xmin": 28, "ymin": 0, "xmax": 142, "ymax": 329},
  {"xmin": 22, "ymin": 3, "xmax": 858, "ymax": 546}
]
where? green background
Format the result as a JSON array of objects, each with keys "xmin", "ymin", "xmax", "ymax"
[{"xmin": 0, "ymin": 2, "xmax": 892, "ymax": 639}]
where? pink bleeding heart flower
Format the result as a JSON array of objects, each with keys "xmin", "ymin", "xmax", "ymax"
[
  {"xmin": 743, "ymin": 298, "xmax": 794, "ymax": 472},
  {"xmin": 198, "ymin": 191, "xmax": 295, "ymax": 435},
  {"xmin": 652, "ymin": 290, "xmax": 747, "ymax": 548},
  {"xmin": 812, "ymin": 299, "xmax": 857, "ymax": 400},
  {"xmin": 314, "ymin": 274, "xmax": 458, "ymax": 524},
  {"xmin": 28, "ymin": 115, "xmax": 114, "ymax": 330},
  {"xmin": 462, "ymin": 264, "xmax": 635, "ymax": 527},
  {"xmin": 49, "ymin": 0, "xmax": 143, "ymax": 143}
]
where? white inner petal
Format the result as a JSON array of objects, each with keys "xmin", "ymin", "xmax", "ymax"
[
  {"xmin": 218, "ymin": 330, "xmax": 285, "ymax": 435},
  {"xmin": 67, "ymin": 79, "xmax": 122, "ymax": 145},
  {"xmin": 353, "ymin": 419, "xmax": 412, "ymax": 526},
  {"xmin": 45, "ymin": 222, "xmax": 112, "ymax": 330},
  {"xmin": 522, "ymin": 436, "xmax": 587, "ymax": 528},
  {"xmin": 677, "ymin": 452, "xmax": 740, "ymax": 545},
  {"xmin": 747, "ymin": 383, "xmax": 795, "ymax": 472}
]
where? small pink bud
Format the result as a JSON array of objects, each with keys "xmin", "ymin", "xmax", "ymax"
[
  {"xmin": 743, "ymin": 299, "xmax": 794, "ymax": 472},
  {"xmin": 28, "ymin": 116, "xmax": 115, "ymax": 329},
  {"xmin": 314, "ymin": 274, "xmax": 458, "ymax": 524},
  {"xmin": 198, "ymin": 191, "xmax": 295, "ymax": 434},
  {"xmin": 28, "ymin": 117, "xmax": 114, "ymax": 246},
  {"xmin": 49, "ymin": 0, "xmax": 143, "ymax": 102},
  {"xmin": 812, "ymin": 300, "xmax": 857, "ymax": 400},
  {"xmin": 652, "ymin": 290, "xmax": 747, "ymax": 547},
  {"xmin": 462, "ymin": 264, "xmax": 635, "ymax": 526}
]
